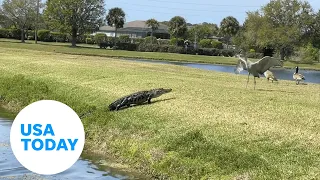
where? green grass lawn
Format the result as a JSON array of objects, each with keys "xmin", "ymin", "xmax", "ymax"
[
  {"xmin": 1, "ymin": 38, "xmax": 320, "ymax": 70},
  {"xmin": 0, "ymin": 46, "xmax": 320, "ymax": 179}
]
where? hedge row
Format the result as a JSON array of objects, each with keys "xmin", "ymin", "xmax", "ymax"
[
  {"xmin": 199, "ymin": 39, "xmax": 223, "ymax": 49},
  {"xmin": 246, "ymin": 52, "xmax": 264, "ymax": 59},
  {"xmin": 0, "ymin": 28, "xmax": 95, "ymax": 43},
  {"xmin": 0, "ymin": 28, "xmax": 140, "ymax": 44},
  {"xmin": 109, "ymin": 42, "xmax": 236, "ymax": 57},
  {"xmin": 1, "ymin": 28, "xmax": 236, "ymax": 57},
  {"xmin": 0, "ymin": 29, "xmax": 22, "ymax": 39}
]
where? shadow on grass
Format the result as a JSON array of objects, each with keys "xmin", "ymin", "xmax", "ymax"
[
  {"xmin": 0, "ymin": 39, "xmax": 33, "ymax": 44},
  {"xmin": 110, "ymin": 97, "xmax": 176, "ymax": 112},
  {"xmin": 256, "ymin": 88, "xmax": 296, "ymax": 93},
  {"xmin": 161, "ymin": 128, "xmax": 320, "ymax": 178},
  {"xmin": 0, "ymin": 39, "xmax": 102, "ymax": 49},
  {"xmin": 164, "ymin": 129, "xmax": 273, "ymax": 175},
  {"xmin": 297, "ymin": 82, "xmax": 308, "ymax": 85}
]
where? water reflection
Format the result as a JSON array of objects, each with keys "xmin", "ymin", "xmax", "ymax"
[
  {"xmin": 0, "ymin": 118, "xmax": 140, "ymax": 180},
  {"xmin": 124, "ymin": 58, "xmax": 320, "ymax": 84}
]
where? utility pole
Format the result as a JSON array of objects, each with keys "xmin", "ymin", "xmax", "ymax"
[
  {"xmin": 35, "ymin": 0, "xmax": 39, "ymax": 44},
  {"xmin": 194, "ymin": 30, "xmax": 197, "ymax": 50}
]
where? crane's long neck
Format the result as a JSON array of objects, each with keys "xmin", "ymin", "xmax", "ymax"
[{"xmin": 246, "ymin": 60, "xmax": 252, "ymax": 68}]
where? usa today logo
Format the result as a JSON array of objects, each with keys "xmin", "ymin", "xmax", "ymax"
[{"xmin": 10, "ymin": 100, "xmax": 85, "ymax": 175}]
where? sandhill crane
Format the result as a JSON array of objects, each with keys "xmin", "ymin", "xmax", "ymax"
[
  {"xmin": 234, "ymin": 55, "xmax": 283, "ymax": 89},
  {"xmin": 293, "ymin": 66, "xmax": 305, "ymax": 85},
  {"xmin": 264, "ymin": 70, "xmax": 278, "ymax": 83}
]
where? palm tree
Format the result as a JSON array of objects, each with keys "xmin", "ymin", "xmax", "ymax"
[
  {"xmin": 220, "ymin": 16, "xmax": 240, "ymax": 48},
  {"xmin": 146, "ymin": 18, "xmax": 159, "ymax": 44},
  {"xmin": 106, "ymin": 7, "xmax": 125, "ymax": 45},
  {"xmin": 168, "ymin": 16, "xmax": 187, "ymax": 39}
]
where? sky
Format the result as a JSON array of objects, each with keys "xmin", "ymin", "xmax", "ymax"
[
  {"xmin": 104, "ymin": 0, "xmax": 320, "ymax": 25},
  {"xmin": 0, "ymin": 0, "xmax": 319, "ymax": 25}
]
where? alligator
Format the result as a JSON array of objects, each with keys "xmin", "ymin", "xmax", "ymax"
[{"xmin": 108, "ymin": 88, "xmax": 172, "ymax": 111}]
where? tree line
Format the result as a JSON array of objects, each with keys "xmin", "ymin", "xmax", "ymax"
[
  {"xmin": 233, "ymin": 0, "xmax": 320, "ymax": 62},
  {"xmin": 0, "ymin": 0, "xmax": 319, "ymax": 63},
  {"xmin": 0, "ymin": 0, "xmax": 236, "ymax": 46}
]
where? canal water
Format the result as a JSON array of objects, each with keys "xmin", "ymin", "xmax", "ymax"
[
  {"xmin": 0, "ymin": 117, "xmax": 141, "ymax": 180},
  {"xmin": 122, "ymin": 58, "xmax": 320, "ymax": 84}
]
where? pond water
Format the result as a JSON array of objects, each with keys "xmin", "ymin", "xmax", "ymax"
[
  {"xmin": 122, "ymin": 58, "xmax": 320, "ymax": 84},
  {"xmin": 0, "ymin": 117, "xmax": 142, "ymax": 180}
]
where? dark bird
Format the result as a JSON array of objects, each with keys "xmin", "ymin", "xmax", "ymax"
[
  {"xmin": 234, "ymin": 55, "xmax": 283, "ymax": 89},
  {"xmin": 293, "ymin": 66, "xmax": 305, "ymax": 85}
]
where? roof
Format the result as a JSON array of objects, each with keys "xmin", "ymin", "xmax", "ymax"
[{"xmin": 99, "ymin": 20, "xmax": 169, "ymax": 33}]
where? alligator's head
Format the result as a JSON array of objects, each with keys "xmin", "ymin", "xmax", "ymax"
[
  {"xmin": 108, "ymin": 103, "xmax": 117, "ymax": 111},
  {"xmin": 151, "ymin": 88, "xmax": 172, "ymax": 98}
]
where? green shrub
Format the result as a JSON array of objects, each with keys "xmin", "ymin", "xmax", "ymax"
[
  {"xmin": 144, "ymin": 36, "xmax": 158, "ymax": 44},
  {"xmin": 137, "ymin": 43, "xmax": 159, "ymax": 52},
  {"xmin": 221, "ymin": 49, "xmax": 236, "ymax": 57},
  {"xmin": 170, "ymin": 38, "xmax": 184, "ymax": 46},
  {"xmin": 76, "ymin": 35, "xmax": 86, "ymax": 43},
  {"xmin": 0, "ymin": 29, "xmax": 10, "ymax": 38},
  {"xmin": 114, "ymin": 43, "xmax": 138, "ymax": 51},
  {"xmin": 26, "ymin": 30, "xmax": 35, "ymax": 40},
  {"xmin": 94, "ymin": 33, "xmax": 107, "ymax": 44},
  {"xmin": 211, "ymin": 40, "xmax": 223, "ymax": 49},
  {"xmin": 199, "ymin": 39, "xmax": 223, "ymax": 49},
  {"xmin": 137, "ymin": 43, "xmax": 184, "ymax": 54},
  {"xmin": 184, "ymin": 46, "xmax": 197, "ymax": 55},
  {"xmin": 197, "ymin": 48, "xmax": 220, "ymax": 56},
  {"xmin": 137, "ymin": 43, "xmax": 146, "ymax": 52},
  {"xmin": 119, "ymin": 35, "xmax": 131, "ymax": 43},
  {"xmin": 137, "ymin": 43, "xmax": 156, "ymax": 52},
  {"xmin": 84, "ymin": 34, "xmax": 94, "ymax": 39},
  {"xmin": 106, "ymin": 36, "xmax": 115, "ymax": 42},
  {"xmin": 159, "ymin": 45, "xmax": 170, "ymax": 52},
  {"xmin": 168, "ymin": 45, "xmax": 184, "ymax": 53},
  {"xmin": 37, "ymin": 30, "xmax": 51, "ymax": 41},
  {"xmin": 158, "ymin": 39, "xmax": 170, "ymax": 45},
  {"xmin": 85, "ymin": 38, "xmax": 94, "ymax": 44},
  {"xmin": 291, "ymin": 43, "xmax": 319, "ymax": 64},
  {"xmin": 249, "ymin": 49, "xmax": 256, "ymax": 53},
  {"xmin": 303, "ymin": 43, "xmax": 319, "ymax": 63},
  {"xmin": 8, "ymin": 29, "xmax": 21, "ymax": 39},
  {"xmin": 199, "ymin": 39, "xmax": 212, "ymax": 48},
  {"xmin": 247, "ymin": 52, "xmax": 264, "ymax": 59},
  {"xmin": 150, "ymin": 44, "xmax": 160, "ymax": 52},
  {"xmin": 50, "ymin": 32, "xmax": 67, "ymax": 42},
  {"xmin": 131, "ymin": 38, "xmax": 144, "ymax": 44}
]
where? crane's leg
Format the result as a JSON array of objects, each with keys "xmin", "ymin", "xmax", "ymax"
[
  {"xmin": 254, "ymin": 77, "xmax": 256, "ymax": 90},
  {"xmin": 246, "ymin": 73, "xmax": 250, "ymax": 88}
]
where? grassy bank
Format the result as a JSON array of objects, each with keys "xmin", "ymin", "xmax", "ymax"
[
  {"xmin": 1, "ymin": 38, "xmax": 320, "ymax": 70},
  {"xmin": 1, "ymin": 47, "xmax": 320, "ymax": 179}
]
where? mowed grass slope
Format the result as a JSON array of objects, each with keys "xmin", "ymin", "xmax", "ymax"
[
  {"xmin": 0, "ymin": 47, "xmax": 320, "ymax": 179},
  {"xmin": 0, "ymin": 39, "xmax": 237, "ymax": 65},
  {"xmin": 1, "ymin": 38, "xmax": 320, "ymax": 70}
]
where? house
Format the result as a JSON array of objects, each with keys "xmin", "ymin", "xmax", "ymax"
[
  {"xmin": 94, "ymin": 20, "xmax": 170, "ymax": 39},
  {"xmin": 208, "ymin": 36, "xmax": 223, "ymax": 41}
]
